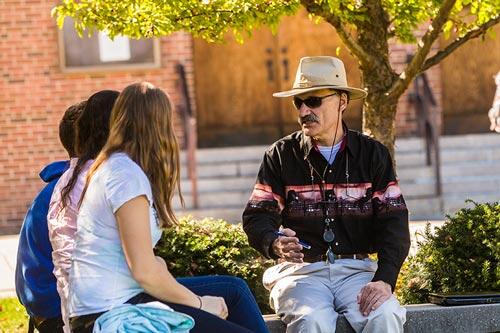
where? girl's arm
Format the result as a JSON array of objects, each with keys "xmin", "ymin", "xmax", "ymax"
[{"xmin": 115, "ymin": 195, "xmax": 228, "ymax": 318}]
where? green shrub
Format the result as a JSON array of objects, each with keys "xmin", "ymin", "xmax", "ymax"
[
  {"xmin": 0, "ymin": 297, "xmax": 28, "ymax": 333},
  {"xmin": 154, "ymin": 216, "xmax": 274, "ymax": 313},
  {"xmin": 398, "ymin": 200, "xmax": 500, "ymax": 304}
]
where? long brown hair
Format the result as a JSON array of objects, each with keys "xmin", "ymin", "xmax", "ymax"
[
  {"xmin": 81, "ymin": 82, "xmax": 183, "ymax": 228},
  {"xmin": 61, "ymin": 90, "xmax": 119, "ymax": 209}
]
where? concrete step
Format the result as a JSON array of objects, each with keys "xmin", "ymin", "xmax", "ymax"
[
  {"xmin": 180, "ymin": 161, "xmax": 260, "ymax": 180},
  {"xmin": 406, "ymin": 197, "xmax": 443, "ymax": 221},
  {"xmin": 173, "ymin": 191, "xmax": 251, "ymax": 210},
  {"xmin": 179, "ymin": 133, "xmax": 500, "ymax": 165},
  {"xmin": 394, "ymin": 133, "xmax": 500, "ymax": 152},
  {"xmin": 181, "ymin": 158, "xmax": 499, "ymax": 183},
  {"xmin": 170, "ymin": 195, "xmax": 443, "ymax": 222},
  {"xmin": 442, "ymin": 193, "xmax": 499, "ymax": 215},
  {"xmin": 177, "ymin": 207, "xmax": 244, "ymax": 224},
  {"xmin": 179, "ymin": 132, "xmax": 500, "ymax": 163},
  {"xmin": 174, "ymin": 188, "xmax": 498, "ymax": 221},
  {"xmin": 397, "ymin": 161, "xmax": 500, "ymax": 182},
  {"xmin": 393, "ymin": 192, "xmax": 500, "ymax": 221},
  {"xmin": 396, "ymin": 145, "xmax": 500, "ymax": 168},
  {"xmin": 180, "ymin": 145, "xmax": 265, "ymax": 164},
  {"xmin": 180, "ymin": 144, "xmax": 500, "ymax": 180},
  {"xmin": 175, "ymin": 186, "xmax": 497, "ymax": 210},
  {"xmin": 180, "ymin": 176, "xmax": 255, "ymax": 194},
  {"xmin": 400, "ymin": 176, "xmax": 500, "ymax": 197},
  {"xmin": 179, "ymin": 174, "xmax": 500, "ymax": 200},
  {"xmin": 175, "ymin": 133, "xmax": 500, "ymax": 220},
  {"xmin": 180, "ymin": 149, "xmax": 500, "ymax": 177}
]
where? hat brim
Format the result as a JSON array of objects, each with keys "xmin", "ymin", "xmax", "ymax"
[{"xmin": 273, "ymin": 85, "xmax": 367, "ymax": 100}]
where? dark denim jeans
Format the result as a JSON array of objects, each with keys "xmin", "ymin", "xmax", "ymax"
[
  {"xmin": 29, "ymin": 315, "xmax": 64, "ymax": 333},
  {"xmin": 70, "ymin": 275, "xmax": 269, "ymax": 333},
  {"xmin": 177, "ymin": 275, "xmax": 269, "ymax": 333}
]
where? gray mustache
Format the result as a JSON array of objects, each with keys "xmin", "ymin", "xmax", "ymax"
[{"xmin": 299, "ymin": 114, "xmax": 320, "ymax": 125}]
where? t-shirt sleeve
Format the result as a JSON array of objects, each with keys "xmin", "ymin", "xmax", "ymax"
[{"xmin": 104, "ymin": 158, "xmax": 153, "ymax": 213}]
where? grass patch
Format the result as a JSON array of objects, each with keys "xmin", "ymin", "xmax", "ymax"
[{"xmin": 0, "ymin": 297, "xmax": 28, "ymax": 333}]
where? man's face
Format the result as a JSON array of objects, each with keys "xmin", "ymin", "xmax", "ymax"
[{"xmin": 294, "ymin": 89, "xmax": 347, "ymax": 143}]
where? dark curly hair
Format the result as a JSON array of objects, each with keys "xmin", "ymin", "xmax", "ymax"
[
  {"xmin": 60, "ymin": 90, "xmax": 119, "ymax": 208},
  {"xmin": 59, "ymin": 101, "xmax": 87, "ymax": 157}
]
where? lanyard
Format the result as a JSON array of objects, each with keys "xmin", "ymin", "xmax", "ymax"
[{"xmin": 306, "ymin": 154, "xmax": 349, "ymax": 264}]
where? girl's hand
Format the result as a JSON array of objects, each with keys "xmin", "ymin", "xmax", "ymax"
[{"xmin": 200, "ymin": 295, "xmax": 228, "ymax": 319}]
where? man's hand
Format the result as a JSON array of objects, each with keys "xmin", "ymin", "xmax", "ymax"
[
  {"xmin": 271, "ymin": 228, "xmax": 304, "ymax": 263},
  {"xmin": 357, "ymin": 281, "xmax": 392, "ymax": 316}
]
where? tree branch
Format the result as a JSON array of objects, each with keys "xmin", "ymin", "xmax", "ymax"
[
  {"xmin": 385, "ymin": 0, "xmax": 457, "ymax": 101},
  {"xmin": 421, "ymin": 15, "xmax": 500, "ymax": 72},
  {"xmin": 300, "ymin": 0, "xmax": 375, "ymax": 66},
  {"xmin": 324, "ymin": 15, "xmax": 374, "ymax": 65}
]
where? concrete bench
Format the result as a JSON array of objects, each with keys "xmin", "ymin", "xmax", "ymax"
[{"xmin": 264, "ymin": 303, "xmax": 500, "ymax": 333}]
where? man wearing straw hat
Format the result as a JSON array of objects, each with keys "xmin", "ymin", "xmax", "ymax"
[{"xmin": 243, "ymin": 56, "xmax": 409, "ymax": 332}]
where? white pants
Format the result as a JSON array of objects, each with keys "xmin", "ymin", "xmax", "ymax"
[{"xmin": 264, "ymin": 259, "xmax": 406, "ymax": 333}]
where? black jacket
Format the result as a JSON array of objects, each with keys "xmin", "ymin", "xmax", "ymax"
[{"xmin": 242, "ymin": 127, "xmax": 410, "ymax": 290}]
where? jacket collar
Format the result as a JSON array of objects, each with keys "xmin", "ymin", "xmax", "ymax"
[
  {"xmin": 300, "ymin": 122, "xmax": 357, "ymax": 160},
  {"xmin": 39, "ymin": 160, "xmax": 69, "ymax": 183}
]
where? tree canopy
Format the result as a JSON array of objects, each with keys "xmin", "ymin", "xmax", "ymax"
[
  {"xmin": 53, "ymin": 0, "xmax": 499, "ymax": 46},
  {"xmin": 53, "ymin": 0, "xmax": 500, "ymax": 154}
]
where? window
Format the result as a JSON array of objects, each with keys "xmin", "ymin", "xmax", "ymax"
[{"xmin": 58, "ymin": 18, "xmax": 160, "ymax": 72}]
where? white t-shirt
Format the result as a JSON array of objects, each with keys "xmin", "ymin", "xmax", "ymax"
[{"xmin": 68, "ymin": 152, "xmax": 162, "ymax": 317}]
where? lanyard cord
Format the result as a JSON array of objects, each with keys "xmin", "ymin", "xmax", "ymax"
[
  {"xmin": 303, "ymin": 97, "xmax": 351, "ymax": 261},
  {"xmin": 307, "ymin": 151, "xmax": 350, "ymax": 262},
  {"xmin": 307, "ymin": 100, "xmax": 343, "ymax": 200},
  {"xmin": 306, "ymin": 154, "xmax": 349, "ymax": 204}
]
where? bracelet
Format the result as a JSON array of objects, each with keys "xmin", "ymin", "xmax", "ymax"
[{"xmin": 196, "ymin": 295, "xmax": 202, "ymax": 309}]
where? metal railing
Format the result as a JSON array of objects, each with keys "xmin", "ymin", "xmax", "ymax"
[
  {"xmin": 176, "ymin": 63, "xmax": 199, "ymax": 209},
  {"xmin": 407, "ymin": 55, "xmax": 443, "ymax": 201}
]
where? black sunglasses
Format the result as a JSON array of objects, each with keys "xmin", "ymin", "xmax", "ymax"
[{"xmin": 293, "ymin": 92, "xmax": 338, "ymax": 110}]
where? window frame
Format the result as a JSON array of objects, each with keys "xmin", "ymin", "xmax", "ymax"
[{"xmin": 57, "ymin": 24, "xmax": 161, "ymax": 73}]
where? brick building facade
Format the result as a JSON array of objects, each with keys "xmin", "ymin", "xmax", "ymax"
[
  {"xmin": 0, "ymin": 0, "xmax": 195, "ymax": 234},
  {"xmin": 0, "ymin": 1, "xmax": 456, "ymax": 235}
]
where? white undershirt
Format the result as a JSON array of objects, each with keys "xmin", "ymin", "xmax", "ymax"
[{"xmin": 317, "ymin": 140, "xmax": 343, "ymax": 165}]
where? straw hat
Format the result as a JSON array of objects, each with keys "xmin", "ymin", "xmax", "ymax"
[{"xmin": 273, "ymin": 56, "xmax": 367, "ymax": 100}]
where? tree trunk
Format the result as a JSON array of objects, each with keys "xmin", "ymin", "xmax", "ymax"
[
  {"xmin": 358, "ymin": 64, "xmax": 399, "ymax": 161},
  {"xmin": 351, "ymin": 0, "xmax": 399, "ymax": 160},
  {"xmin": 362, "ymin": 96, "xmax": 398, "ymax": 160}
]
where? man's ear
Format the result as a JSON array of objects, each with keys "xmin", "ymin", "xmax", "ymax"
[{"xmin": 340, "ymin": 93, "xmax": 349, "ymax": 113}]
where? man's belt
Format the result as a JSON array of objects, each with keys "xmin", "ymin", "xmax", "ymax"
[{"xmin": 306, "ymin": 253, "xmax": 369, "ymax": 262}]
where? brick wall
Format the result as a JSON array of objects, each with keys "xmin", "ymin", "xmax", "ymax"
[{"xmin": 0, "ymin": 0, "xmax": 195, "ymax": 234}]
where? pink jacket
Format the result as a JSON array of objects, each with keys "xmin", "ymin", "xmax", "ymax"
[{"xmin": 48, "ymin": 158, "xmax": 92, "ymax": 332}]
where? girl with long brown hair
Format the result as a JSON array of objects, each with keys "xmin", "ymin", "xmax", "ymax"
[{"xmin": 67, "ymin": 82, "xmax": 268, "ymax": 333}]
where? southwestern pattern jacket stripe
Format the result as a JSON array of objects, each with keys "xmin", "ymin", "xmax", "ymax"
[{"xmin": 242, "ymin": 126, "xmax": 410, "ymax": 290}]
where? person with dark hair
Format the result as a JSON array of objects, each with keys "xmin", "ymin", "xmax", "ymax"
[
  {"xmin": 48, "ymin": 90, "xmax": 119, "ymax": 332},
  {"xmin": 15, "ymin": 101, "xmax": 86, "ymax": 333},
  {"xmin": 59, "ymin": 101, "xmax": 86, "ymax": 158}
]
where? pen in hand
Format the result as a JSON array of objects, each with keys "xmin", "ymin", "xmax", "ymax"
[{"xmin": 274, "ymin": 231, "xmax": 312, "ymax": 250}]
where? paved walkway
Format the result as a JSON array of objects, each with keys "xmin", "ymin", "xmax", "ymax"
[
  {"xmin": 0, "ymin": 234, "xmax": 19, "ymax": 298},
  {"xmin": 0, "ymin": 221, "xmax": 444, "ymax": 299}
]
